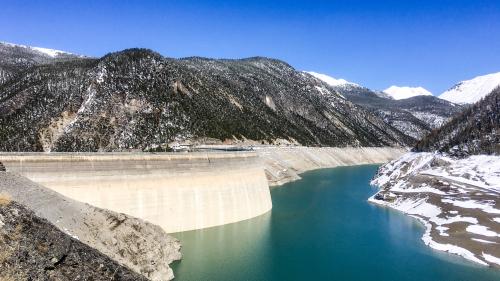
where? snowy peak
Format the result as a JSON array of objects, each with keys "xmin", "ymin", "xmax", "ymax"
[
  {"xmin": 305, "ymin": 71, "xmax": 358, "ymax": 87},
  {"xmin": 31, "ymin": 46, "xmax": 71, "ymax": 57},
  {"xmin": 0, "ymin": 41, "xmax": 80, "ymax": 58},
  {"xmin": 0, "ymin": 41, "xmax": 86, "ymax": 85},
  {"xmin": 439, "ymin": 72, "xmax": 500, "ymax": 104},
  {"xmin": 383, "ymin": 86, "xmax": 432, "ymax": 100}
]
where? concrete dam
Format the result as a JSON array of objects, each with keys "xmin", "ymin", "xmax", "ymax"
[
  {"xmin": 0, "ymin": 147, "xmax": 405, "ymax": 233},
  {"xmin": 0, "ymin": 152, "xmax": 272, "ymax": 233}
]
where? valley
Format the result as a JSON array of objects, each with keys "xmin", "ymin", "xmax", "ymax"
[{"xmin": 1, "ymin": 40, "xmax": 499, "ymax": 280}]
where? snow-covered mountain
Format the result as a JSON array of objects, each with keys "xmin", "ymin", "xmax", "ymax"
[
  {"xmin": 439, "ymin": 72, "xmax": 500, "ymax": 104},
  {"xmin": 383, "ymin": 86, "xmax": 432, "ymax": 100},
  {"xmin": 0, "ymin": 41, "xmax": 83, "ymax": 84},
  {"xmin": 0, "ymin": 48, "xmax": 413, "ymax": 152},
  {"xmin": 335, "ymin": 85, "xmax": 461, "ymax": 140},
  {"xmin": 416, "ymin": 87, "xmax": 500, "ymax": 155},
  {"xmin": 305, "ymin": 71, "xmax": 461, "ymax": 141},
  {"xmin": 371, "ymin": 87, "xmax": 500, "ymax": 267},
  {"xmin": 305, "ymin": 71, "xmax": 358, "ymax": 87},
  {"xmin": 0, "ymin": 41, "xmax": 79, "ymax": 58}
]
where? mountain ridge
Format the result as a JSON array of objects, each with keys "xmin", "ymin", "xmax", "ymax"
[
  {"xmin": 439, "ymin": 72, "xmax": 500, "ymax": 104},
  {"xmin": 309, "ymin": 73, "xmax": 462, "ymax": 141},
  {"xmin": 416, "ymin": 87, "xmax": 500, "ymax": 156},
  {"xmin": 0, "ymin": 47, "xmax": 412, "ymax": 152},
  {"xmin": 0, "ymin": 41, "xmax": 85, "ymax": 85}
]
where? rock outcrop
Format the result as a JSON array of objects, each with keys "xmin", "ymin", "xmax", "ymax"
[
  {"xmin": 0, "ymin": 172, "xmax": 181, "ymax": 281},
  {"xmin": 0, "ymin": 198, "xmax": 149, "ymax": 281}
]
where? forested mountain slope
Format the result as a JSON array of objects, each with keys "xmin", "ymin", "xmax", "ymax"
[
  {"xmin": 0, "ymin": 48, "xmax": 411, "ymax": 152},
  {"xmin": 415, "ymin": 87, "xmax": 500, "ymax": 155}
]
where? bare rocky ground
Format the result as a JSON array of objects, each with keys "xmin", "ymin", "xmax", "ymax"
[
  {"xmin": 0, "ymin": 172, "xmax": 181, "ymax": 281},
  {"xmin": 0, "ymin": 198, "xmax": 148, "ymax": 280},
  {"xmin": 371, "ymin": 153, "xmax": 500, "ymax": 267}
]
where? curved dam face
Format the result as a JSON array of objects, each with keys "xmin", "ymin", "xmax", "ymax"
[{"xmin": 0, "ymin": 152, "xmax": 272, "ymax": 233}]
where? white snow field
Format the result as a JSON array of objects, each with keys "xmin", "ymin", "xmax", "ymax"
[
  {"xmin": 383, "ymin": 85, "xmax": 432, "ymax": 100},
  {"xmin": 440, "ymin": 72, "xmax": 500, "ymax": 104}
]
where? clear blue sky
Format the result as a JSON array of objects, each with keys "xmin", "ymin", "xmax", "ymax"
[{"xmin": 1, "ymin": 0, "xmax": 499, "ymax": 94}]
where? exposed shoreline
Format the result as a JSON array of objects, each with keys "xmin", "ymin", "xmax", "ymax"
[
  {"xmin": 370, "ymin": 152, "xmax": 500, "ymax": 268},
  {"xmin": 257, "ymin": 146, "xmax": 407, "ymax": 186}
]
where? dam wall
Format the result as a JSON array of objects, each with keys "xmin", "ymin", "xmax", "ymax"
[
  {"xmin": 0, "ymin": 147, "xmax": 404, "ymax": 232},
  {"xmin": 257, "ymin": 147, "xmax": 407, "ymax": 186},
  {"xmin": 0, "ymin": 152, "xmax": 272, "ymax": 233}
]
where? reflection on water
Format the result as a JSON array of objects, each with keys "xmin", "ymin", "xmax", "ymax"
[
  {"xmin": 172, "ymin": 166, "xmax": 500, "ymax": 281},
  {"xmin": 172, "ymin": 211, "xmax": 272, "ymax": 281}
]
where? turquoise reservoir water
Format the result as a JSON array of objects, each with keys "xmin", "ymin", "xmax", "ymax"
[{"xmin": 172, "ymin": 165, "xmax": 500, "ymax": 281}]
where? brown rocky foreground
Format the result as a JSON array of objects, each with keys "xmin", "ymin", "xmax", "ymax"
[{"xmin": 0, "ymin": 172, "xmax": 181, "ymax": 281}]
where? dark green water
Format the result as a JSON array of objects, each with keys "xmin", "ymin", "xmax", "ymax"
[{"xmin": 172, "ymin": 165, "xmax": 500, "ymax": 281}]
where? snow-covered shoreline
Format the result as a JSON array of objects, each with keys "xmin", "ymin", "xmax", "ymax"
[
  {"xmin": 368, "ymin": 195, "xmax": 489, "ymax": 266},
  {"xmin": 370, "ymin": 152, "xmax": 500, "ymax": 268}
]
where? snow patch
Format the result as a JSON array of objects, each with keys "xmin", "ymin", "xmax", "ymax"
[
  {"xmin": 431, "ymin": 215, "xmax": 478, "ymax": 226},
  {"xmin": 466, "ymin": 225, "xmax": 500, "ymax": 237},
  {"xmin": 396, "ymin": 198, "xmax": 442, "ymax": 218},
  {"xmin": 482, "ymin": 253, "xmax": 500, "ymax": 266},
  {"xmin": 416, "ymin": 218, "xmax": 488, "ymax": 266},
  {"xmin": 306, "ymin": 71, "xmax": 358, "ymax": 87},
  {"xmin": 472, "ymin": 238, "xmax": 497, "ymax": 244},
  {"xmin": 441, "ymin": 199, "xmax": 500, "ymax": 215},
  {"xmin": 63, "ymin": 227, "xmax": 80, "ymax": 240},
  {"xmin": 31, "ymin": 46, "xmax": 69, "ymax": 57},
  {"xmin": 1, "ymin": 41, "xmax": 78, "ymax": 58},
  {"xmin": 436, "ymin": 226, "xmax": 449, "ymax": 236},
  {"xmin": 315, "ymin": 85, "xmax": 330, "ymax": 96},
  {"xmin": 383, "ymin": 85, "xmax": 432, "ymax": 100}
]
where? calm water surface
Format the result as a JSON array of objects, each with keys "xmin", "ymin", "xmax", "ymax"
[{"xmin": 172, "ymin": 165, "xmax": 500, "ymax": 281}]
